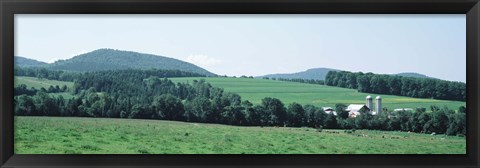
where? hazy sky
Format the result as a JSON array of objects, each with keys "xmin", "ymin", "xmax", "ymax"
[{"xmin": 15, "ymin": 14, "xmax": 466, "ymax": 82}]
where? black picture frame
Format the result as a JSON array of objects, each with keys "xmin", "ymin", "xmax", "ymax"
[{"xmin": 1, "ymin": 0, "xmax": 479, "ymax": 167}]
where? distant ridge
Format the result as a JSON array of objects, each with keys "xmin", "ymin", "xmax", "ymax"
[
  {"xmin": 15, "ymin": 56, "xmax": 48, "ymax": 67},
  {"xmin": 258, "ymin": 68, "xmax": 436, "ymax": 81},
  {"xmin": 258, "ymin": 68, "xmax": 339, "ymax": 80},
  {"xmin": 15, "ymin": 50, "xmax": 438, "ymax": 81},
  {"xmin": 16, "ymin": 49, "xmax": 216, "ymax": 76},
  {"xmin": 394, "ymin": 72, "xmax": 433, "ymax": 79}
]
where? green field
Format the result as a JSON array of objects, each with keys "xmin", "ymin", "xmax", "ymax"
[
  {"xmin": 13, "ymin": 76, "xmax": 465, "ymax": 110},
  {"xmin": 14, "ymin": 116, "xmax": 466, "ymax": 154},
  {"xmin": 169, "ymin": 77, "xmax": 466, "ymax": 111},
  {"xmin": 15, "ymin": 76, "xmax": 74, "ymax": 89},
  {"xmin": 14, "ymin": 76, "xmax": 76, "ymax": 99}
]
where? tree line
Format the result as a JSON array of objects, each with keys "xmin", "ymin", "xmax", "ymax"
[
  {"xmin": 15, "ymin": 84, "xmax": 68, "ymax": 96},
  {"xmin": 14, "ymin": 67, "xmax": 206, "ymax": 83},
  {"xmin": 325, "ymin": 71, "xmax": 466, "ymax": 101},
  {"xmin": 334, "ymin": 105, "xmax": 466, "ymax": 136},
  {"xmin": 14, "ymin": 69, "xmax": 466, "ymax": 136},
  {"xmin": 15, "ymin": 67, "xmax": 81, "ymax": 82},
  {"xmin": 14, "ymin": 90, "xmax": 466, "ymax": 136},
  {"xmin": 264, "ymin": 77, "xmax": 325, "ymax": 85}
]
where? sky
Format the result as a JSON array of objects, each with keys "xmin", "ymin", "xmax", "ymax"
[{"xmin": 15, "ymin": 14, "xmax": 466, "ymax": 82}]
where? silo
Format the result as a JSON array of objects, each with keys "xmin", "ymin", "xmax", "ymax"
[
  {"xmin": 366, "ymin": 95, "xmax": 373, "ymax": 110},
  {"xmin": 375, "ymin": 96, "xmax": 382, "ymax": 114}
]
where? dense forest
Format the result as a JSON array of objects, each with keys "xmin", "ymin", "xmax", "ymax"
[
  {"xmin": 15, "ymin": 84, "xmax": 68, "ymax": 96},
  {"xmin": 15, "ymin": 56, "xmax": 48, "ymax": 67},
  {"xmin": 14, "ymin": 67, "xmax": 205, "ymax": 82},
  {"xmin": 325, "ymin": 71, "xmax": 466, "ymax": 101},
  {"xmin": 15, "ymin": 67, "xmax": 81, "ymax": 82},
  {"xmin": 14, "ymin": 69, "xmax": 466, "ymax": 136},
  {"xmin": 16, "ymin": 49, "xmax": 217, "ymax": 76}
]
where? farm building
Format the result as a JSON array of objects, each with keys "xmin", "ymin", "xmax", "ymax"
[
  {"xmin": 322, "ymin": 107, "xmax": 337, "ymax": 116},
  {"xmin": 393, "ymin": 108, "xmax": 414, "ymax": 112},
  {"xmin": 346, "ymin": 104, "xmax": 370, "ymax": 118},
  {"xmin": 346, "ymin": 95, "xmax": 383, "ymax": 118},
  {"xmin": 375, "ymin": 96, "xmax": 382, "ymax": 115}
]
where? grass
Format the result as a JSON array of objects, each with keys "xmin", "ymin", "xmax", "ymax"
[
  {"xmin": 15, "ymin": 76, "xmax": 74, "ymax": 90},
  {"xmin": 14, "ymin": 76, "xmax": 76, "ymax": 99},
  {"xmin": 14, "ymin": 76, "xmax": 465, "ymax": 110},
  {"xmin": 14, "ymin": 116, "xmax": 466, "ymax": 154},
  {"xmin": 169, "ymin": 77, "xmax": 466, "ymax": 111}
]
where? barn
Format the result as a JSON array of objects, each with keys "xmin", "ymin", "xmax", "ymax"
[{"xmin": 346, "ymin": 104, "xmax": 370, "ymax": 118}]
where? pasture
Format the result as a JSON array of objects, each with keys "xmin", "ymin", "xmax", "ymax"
[
  {"xmin": 169, "ymin": 77, "xmax": 466, "ymax": 111},
  {"xmin": 14, "ymin": 117, "xmax": 465, "ymax": 154},
  {"xmin": 14, "ymin": 76, "xmax": 75, "ymax": 99},
  {"xmin": 15, "ymin": 76, "xmax": 74, "ymax": 89}
]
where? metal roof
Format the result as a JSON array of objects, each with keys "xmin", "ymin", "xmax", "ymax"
[{"xmin": 346, "ymin": 104, "xmax": 367, "ymax": 111}]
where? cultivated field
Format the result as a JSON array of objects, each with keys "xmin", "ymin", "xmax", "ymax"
[
  {"xmin": 169, "ymin": 77, "xmax": 466, "ymax": 111},
  {"xmin": 14, "ymin": 76, "xmax": 466, "ymax": 110},
  {"xmin": 14, "ymin": 116, "xmax": 466, "ymax": 154},
  {"xmin": 15, "ymin": 76, "xmax": 74, "ymax": 89},
  {"xmin": 14, "ymin": 76, "xmax": 75, "ymax": 99}
]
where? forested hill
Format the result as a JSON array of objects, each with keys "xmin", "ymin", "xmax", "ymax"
[
  {"xmin": 395, "ymin": 72, "xmax": 433, "ymax": 79},
  {"xmin": 15, "ymin": 56, "xmax": 48, "ymax": 67},
  {"xmin": 259, "ymin": 68, "xmax": 338, "ymax": 80},
  {"xmin": 45, "ymin": 49, "xmax": 216, "ymax": 76},
  {"xmin": 259, "ymin": 67, "xmax": 435, "ymax": 81}
]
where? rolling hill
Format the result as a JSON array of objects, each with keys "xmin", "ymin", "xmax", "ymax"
[
  {"xmin": 48, "ymin": 49, "xmax": 216, "ymax": 76},
  {"xmin": 15, "ymin": 76, "xmax": 74, "ymax": 89},
  {"xmin": 15, "ymin": 56, "xmax": 48, "ymax": 67},
  {"xmin": 169, "ymin": 77, "xmax": 465, "ymax": 110},
  {"xmin": 258, "ymin": 68, "xmax": 338, "ymax": 80},
  {"xmin": 15, "ymin": 49, "xmax": 437, "ymax": 80},
  {"xmin": 14, "ymin": 76, "xmax": 76, "ymax": 99},
  {"xmin": 395, "ymin": 72, "xmax": 433, "ymax": 79},
  {"xmin": 259, "ymin": 68, "xmax": 434, "ymax": 81},
  {"xmin": 15, "ymin": 49, "xmax": 216, "ymax": 76}
]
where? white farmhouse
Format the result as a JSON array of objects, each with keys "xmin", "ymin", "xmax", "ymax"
[
  {"xmin": 344, "ymin": 95, "xmax": 384, "ymax": 118},
  {"xmin": 322, "ymin": 107, "xmax": 337, "ymax": 116},
  {"xmin": 393, "ymin": 108, "xmax": 414, "ymax": 112},
  {"xmin": 346, "ymin": 104, "xmax": 370, "ymax": 118}
]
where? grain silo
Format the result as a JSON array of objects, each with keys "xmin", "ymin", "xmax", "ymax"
[
  {"xmin": 366, "ymin": 95, "xmax": 373, "ymax": 110},
  {"xmin": 375, "ymin": 96, "xmax": 382, "ymax": 114}
]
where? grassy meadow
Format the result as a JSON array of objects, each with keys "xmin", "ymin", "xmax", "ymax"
[
  {"xmin": 14, "ymin": 116, "xmax": 466, "ymax": 154},
  {"xmin": 13, "ymin": 76, "xmax": 466, "ymax": 154},
  {"xmin": 14, "ymin": 76, "xmax": 465, "ymax": 111},
  {"xmin": 15, "ymin": 76, "xmax": 74, "ymax": 89},
  {"xmin": 14, "ymin": 76, "xmax": 76, "ymax": 99},
  {"xmin": 169, "ymin": 77, "xmax": 466, "ymax": 111}
]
